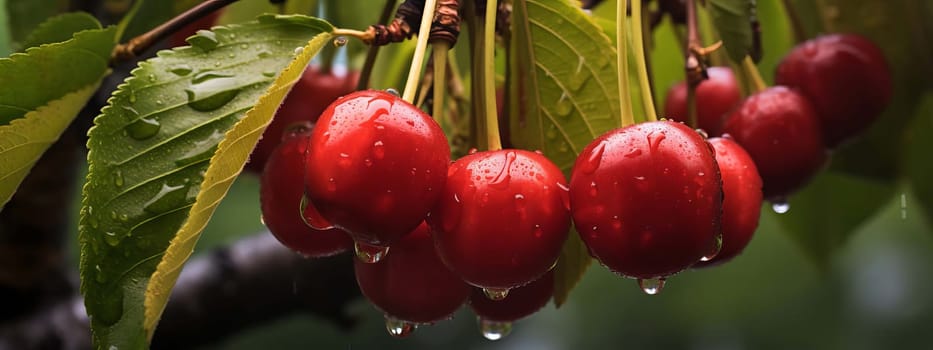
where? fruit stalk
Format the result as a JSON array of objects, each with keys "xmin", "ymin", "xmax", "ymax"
[
  {"xmin": 780, "ymin": 0, "xmax": 807, "ymax": 43},
  {"xmin": 482, "ymin": 0, "xmax": 503, "ymax": 150},
  {"xmin": 741, "ymin": 56, "xmax": 767, "ymax": 93},
  {"xmin": 402, "ymin": 0, "xmax": 440, "ymax": 103},
  {"xmin": 432, "ymin": 41, "xmax": 450, "ymax": 122},
  {"xmin": 630, "ymin": 0, "xmax": 657, "ymax": 121},
  {"xmin": 616, "ymin": 0, "xmax": 634, "ymax": 126},
  {"xmin": 684, "ymin": 0, "xmax": 705, "ymax": 128},
  {"xmin": 356, "ymin": 0, "xmax": 397, "ymax": 90},
  {"xmin": 111, "ymin": 0, "xmax": 239, "ymax": 64}
]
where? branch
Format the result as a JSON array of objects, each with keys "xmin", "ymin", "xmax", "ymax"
[{"xmin": 0, "ymin": 233, "xmax": 361, "ymax": 350}]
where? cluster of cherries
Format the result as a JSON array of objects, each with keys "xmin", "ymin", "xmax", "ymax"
[
  {"xmin": 664, "ymin": 34, "xmax": 891, "ymax": 205},
  {"xmin": 254, "ymin": 33, "xmax": 890, "ymax": 340}
]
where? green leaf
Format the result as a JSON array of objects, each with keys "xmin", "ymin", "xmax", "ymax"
[
  {"xmin": 706, "ymin": 0, "xmax": 753, "ymax": 63},
  {"xmin": 19, "ymin": 12, "xmax": 100, "ymax": 50},
  {"xmin": 0, "ymin": 25, "xmax": 115, "ymax": 126},
  {"xmin": 0, "ymin": 25, "xmax": 115, "ymax": 209},
  {"xmin": 508, "ymin": 0, "xmax": 620, "ymax": 306},
  {"xmin": 774, "ymin": 172, "xmax": 894, "ymax": 267},
  {"xmin": 4, "ymin": 0, "xmax": 69, "ymax": 48},
  {"xmin": 0, "ymin": 1, "xmax": 12, "ymax": 56},
  {"xmin": 79, "ymin": 15, "xmax": 334, "ymax": 348},
  {"xmin": 904, "ymin": 93, "xmax": 933, "ymax": 229},
  {"xmin": 0, "ymin": 84, "xmax": 102, "ymax": 210}
]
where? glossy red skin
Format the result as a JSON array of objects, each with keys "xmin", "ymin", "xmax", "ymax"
[
  {"xmin": 569, "ymin": 121, "xmax": 722, "ymax": 279},
  {"xmin": 169, "ymin": 10, "xmax": 221, "ymax": 47},
  {"xmin": 469, "ymin": 270, "xmax": 553, "ymax": 322},
  {"xmin": 694, "ymin": 137, "xmax": 762, "ymax": 267},
  {"xmin": 354, "ymin": 223, "xmax": 470, "ymax": 323},
  {"xmin": 304, "ymin": 90, "xmax": 450, "ymax": 247},
  {"xmin": 259, "ymin": 125, "xmax": 353, "ymax": 257},
  {"xmin": 775, "ymin": 34, "xmax": 892, "ymax": 147},
  {"xmin": 664, "ymin": 67, "xmax": 743, "ymax": 136},
  {"xmin": 428, "ymin": 149, "xmax": 571, "ymax": 289},
  {"xmin": 246, "ymin": 66, "xmax": 359, "ymax": 173},
  {"xmin": 722, "ymin": 87, "xmax": 827, "ymax": 199}
]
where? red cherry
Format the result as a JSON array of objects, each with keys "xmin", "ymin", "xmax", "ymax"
[
  {"xmin": 722, "ymin": 87, "xmax": 826, "ymax": 200},
  {"xmin": 169, "ymin": 10, "xmax": 222, "ymax": 48},
  {"xmin": 246, "ymin": 66, "xmax": 359, "ymax": 173},
  {"xmin": 569, "ymin": 121, "xmax": 722, "ymax": 281},
  {"xmin": 428, "ymin": 150, "xmax": 570, "ymax": 293},
  {"xmin": 259, "ymin": 124, "xmax": 353, "ymax": 257},
  {"xmin": 775, "ymin": 33, "xmax": 892, "ymax": 147},
  {"xmin": 304, "ymin": 90, "xmax": 450, "ymax": 254},
  {"xmin": 664, "ymin": 67, "xmax": 743, "ymax": 136},
  {"xmin": 694, "ymin": 137, "xmax": 762, "ymax": 267},
  {"xmin": 354, "ymin": 223, "xmax": 470, "ymax": 334}
]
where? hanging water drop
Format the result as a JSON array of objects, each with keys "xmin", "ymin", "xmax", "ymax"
[
  {"xmin": 299, "ymin": 195, "xmax": 335, "ymax": 230},
  {"xmin": 384, "ymin": 316, "xmax": 415, "ymax": 338},
  {"xmin": 700, "ymin": 234, "xmax": 723, "ymax": 262},
  {"xmin": 637, "ymin": 278, "xmax": 665, "ymax": 295},
  {"xmin": 478, "ymin": 318, "xmax": 512, "ymax": 341},
  {"xmin": 185, "ymin": 73, "xmax": 241, "ymax": 112},
  {"xmin": 355, "ymin": 242, "xmax": 390, "ymax": 263},
  {"xmin": 580, "ymin": 141, "xmax": 606, "ymax": 174},
  {"xmin": 771, "ymin": 200, "xmax": 789, "ymax": 214},
  {"xmin": 482, "ymin": 287, "xmax": 510, "ymax": 301},
  {"xmin": 333, "ymin": 36, "xmax": 349, "ymax": 47}
]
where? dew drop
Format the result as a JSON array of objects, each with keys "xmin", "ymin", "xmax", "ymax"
[
  {"xmin": 94, "ymin": 264, "xmax": 106, "ymax": 283},
  {"xmin": 257, "ymin": 50, "xmax": 272, "ymax": 58},
  {"xmin": 638, "ymin": 278, "xmax": 665, "ymax": 295},
  {"xmin": 695, "ymin": 128, "xmax": 709, "ymax": 139},
  {"xmin": 373, "ymin": 140, "xmax": 386, "ymax": 159},
  {"xmin": 625, "ymin": 148, "xmax": 642, "ymax": 158},
  {"xmin": 185, "ymin": 73, "xmax": 241, "ymax": 111},
  {"xmin": 259, "ymin": 215, "xmax": 266, "ymax": 226},
  {"xmin": 125, "ymin": 117, "xmax": 160, "ymax": 140},
  {"xmin": 147, "ymin": 74, "xmax": 156, "ymax": 83},
  {"xmin": 700, "ymin": 234, "xmax": 723, "ymax": 262},
  {"xmin": 771, "ymin": 200, "xmax": 789, "ymax": 214},
  {"xmin": 333, "ymin": 36, "xmax": 349, "ymax": 47},
  {"xmin": 355, "ymin": 242, "xmax": 390, "ymax": 263},
  {"xmin": 239, "ymin": 43, "xmax": 249, "ymax": 49},
  {"xmin": 468, "ymin": 148, "xmax": 478, "ymax": 155},
  {"xmin": 478, "ymin": 318, "xmax": 512, "ymax": 341},
  {"xmin": 104, "ymin": 231, "xmax": 121, "ymax": 247},
  {"xmin": 646, "ymin": 130, "xmax": 666, "ymax": 152},
  {"xmin": 188, "ymin": 30, "xmax": 219, "ymax": 51},
  {"xmin": 557, "ymin": 182, "xmax": 571, "ymax": 211},
  {"xmin": 327, "ymin": 177, "xmax": 337, "ymax": 192},
  {"xmin": 580, "ymin": 141, "xmax": 606, "ymax": 174},
  {"xmin": 143, "ymin": 183, "xmax": 187, "ymax": 213},
  {"xmin": 169, "ymin": 64, "xmax": 193, "ymax": 76},
  {"xmin": 337, "ymin": 153, "xmax": 351, "ymax": 168},
  {"xmin": 385, "ymin": 88, "xmax": 400, "ymax": 96},
  {"xmin": 489, "ymin": 151, "xmax": 516, "ymax": 189},
  {"xmin": 555, "ymin": 92, "xmax": 573, "ymax": 116},
  {"xmin": 293, "ymin": 46, "xmax": 303, "ymax": 55},
  {"xmin": 533, "ymin": 224, "xmax": 543, "ymax": 238},
  {"xmin": 300, "ymin": 195, "xmax": 335, "ymax": 230},
  {"xmin": 482, "ymin": 287, "xmax": 510, "ymax": 301},
  {"xmin": 588, "ymin": 181, "xmax": 599, "ymax": 197},
  {"xmin": 545, "ymin": 124, "xmax": 558, "ymax": 140},
  {"xmin": 261, "ymin": 71, "xmax": 276, "ymax": 77},
  {"xmin": 113, "ymin": 170, "xmax": 124, "ymax": 187},
  {"xmin": 384, "ymin": 316, "xmax": 414, "ymax": 338},
  {"xmin": 175, "ymin": 129, "xmax": 224, "ymax": 166}
]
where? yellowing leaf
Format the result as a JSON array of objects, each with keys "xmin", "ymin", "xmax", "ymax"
[{"xmin": 79, "ymin": 15, "xmax": 335, "ymax": 348}]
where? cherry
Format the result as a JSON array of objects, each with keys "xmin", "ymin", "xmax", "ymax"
[
  {"xmin": 304, "ymin": 90, "xmax": 450, "ymax": 261},
  {"xmin": 259, "ymin": 123, "xmax": 353, "ymax": 257},
  {"xmin": 694, "ymin": 137, "xmax": 762, "ymax": 267},
  {"xmin": 170, "ymin": 10, "xmax": 222, "ymax": 48},
  {"xmin": 354, "ymin": 222, "xmax": 470, "ymax": 336},
  {"xmin": 722, "ymin": 86, "xmax": 827, "ymax": 200},
  {"xmin": 663, "ymin": 66, "xmax": 743, "ymax": 136},
  {"xmin": 468, "ymin": 270, "xmax": 553, "ymax": 340},
  {"xmin": 428, "ymin": 149, "xmax": 570, "ymax": 296},
  {"xmin": 775, "ymin": 33, "xmax": 892, "ymax": 147},
  {"xmin": 246, "ymin": 66, "xmax": 359, "ymax": 173},
  {"xmin": 569, "ymin": 121, "xmax": 722, "ymax": 282}
]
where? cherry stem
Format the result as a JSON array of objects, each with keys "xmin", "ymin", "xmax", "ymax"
[
  {"xmin": 331, "ymin": 28, "xmax": 376, "ymax": 42},
  {"xmin": 401, "ymin": 0, "xmax": 439, "ymax": 103},
  {"xmin": 357, "ymin": 0, "xmax": 397, "ymax": 90},
  {"xmin": 741, "ymin": 56, "xmax": 767, "ymax": 93},
  {"xmin": 482, "ymin": 0, "xmax": 502, "ymax": 150},
  {"xmin": 685, "ymin": 0, "xmax": 705, "ymax": 128},
  {"xmin": 432, "ymin": 42, "xmax": 450, "ymax": 122},
  {"xmin": 630, "ymin": 0, "xmax": 657, "ymax": 121},
  {"xmin": 780, "ymin": 0, "xmax": 807, "ymax": 43},
  {"xmin": 111, "ymin": 0, "xmax": 239, "ymax": 65},
  {"xmin": 617, "ymin": 0, "xmax": 634, "ymax": 127}
]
